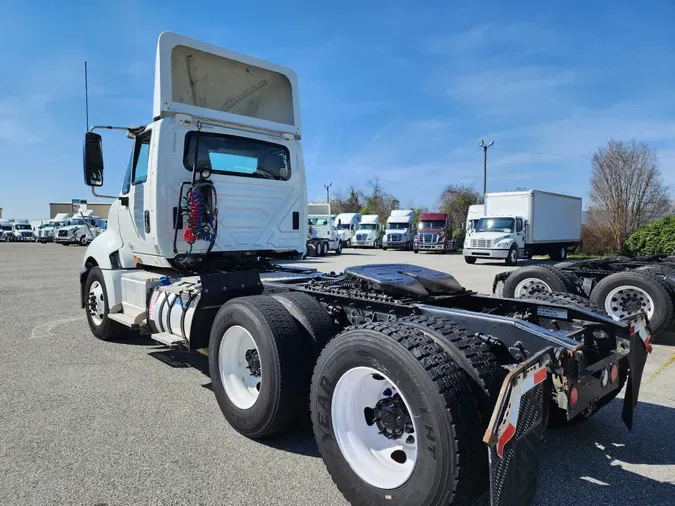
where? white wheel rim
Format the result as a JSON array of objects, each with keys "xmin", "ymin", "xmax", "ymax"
[
  {"xmin": 560, "ymin": 247, "xmax": 566, "ymax": 259},
  {"xmin": 510, "ymin": 249, "xmax": 517, "ymax": 262},
  {"xmin": 219, "ymin": 326, "xmax": 261, "ymax": 410},
  {"xmin": 604, "ymin": 285, "xmax": 655, "ymax": 320},
  {"xmin": 87, "ymin": 281, "xmax": 105, "ymax": 326},
  {"xmin": 514, "ymin": 278, "xmax": 552, "ymax": 298},
  {"xmin": 331, "ymin": 367, "xmax": 418, "ymax": 489}
]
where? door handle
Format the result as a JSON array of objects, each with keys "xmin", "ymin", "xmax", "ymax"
[{"xmin": 144, "ymin": 210, "xmax": 150, "ymax": 233}]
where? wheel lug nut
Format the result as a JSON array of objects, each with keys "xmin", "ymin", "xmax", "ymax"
[
  {"xmin": 406, "ymin": 436, "xmax": 414, "ymax": 444},
  {"xmin": 383, "ymin": 388, "xmax": 392, "ymax": 397}
]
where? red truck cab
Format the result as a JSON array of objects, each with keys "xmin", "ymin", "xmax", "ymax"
[{"xmin": 414, "ymin": 213, "xmax": 456, "ymax": 253}]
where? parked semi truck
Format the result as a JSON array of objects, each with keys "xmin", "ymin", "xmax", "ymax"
[
  {"xmin": 307, "ymin": 202, "xmax": 342, "ymax": 256},
  {"xmin": 464, "ymin": 190, "xmax": 582, "ymax": 265},
  {"xmin": 353, "ymin": 214, "xmax": 382, "ymax": 248},
  {"xmin": 382, "ymin": 209, "xmax": 415, "ymax": 250},
  {"xmin": 76, "ymin": 32, "xmax": 651, "ymax": 506},
  {"xmin": 37, "ymin": 213, "xmax": 70, "ymax": 243},
  {"xmin": 413, "ymin": 212, "xmax": 456, "ymax": 254},
  {"xmin": 0, "ymin": 219, "xmax": 12, "ymax": 241},
  {"xmin": 8, "ymin": 219, "xmax": 35, "ymax": 242},
  {"xmin": 334, "ymin": 212, "xmax": 361, "ymax": 247}
]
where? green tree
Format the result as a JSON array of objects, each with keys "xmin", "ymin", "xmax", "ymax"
[
  {"xmin": 331, "ymin": 185, "xmax": 365, "ymax": 214},
  {"xmin": 360, "ymin": 178, "xmax": 400, "ymax": 223}
]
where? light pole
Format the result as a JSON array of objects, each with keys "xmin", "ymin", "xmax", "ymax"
[
  {"xmin": 324, "ymin": 182, "xmax": 332, "ymax": 203},
  {"xmin": 478, "ymin": 139, "xmax": 494, "ymax": 196}
]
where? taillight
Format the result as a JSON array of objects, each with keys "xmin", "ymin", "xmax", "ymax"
[
  {"xmin": 610, "ymin": 363, "xmax": 619, "ymax": 384},
  {"xmin": 569, "ymin": 385, "xmax": 579, "ymax": 408}
]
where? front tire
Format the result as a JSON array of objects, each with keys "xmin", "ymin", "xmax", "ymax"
[
  {"xmin": 311, "ymin": 323, "xmax": 481, "ymax": 506},
  {"xmin": 464, "ymin": 256, "xmax": 476, "ymax": 264},
  {"xmin": 209, "ymin": 296, "xmax": 309, "ymax": 439},
  {"xmin": 79, "ymin": 235, "xmax": 88, "ymax": 246},
  {"xmin": 84, "ymin": 267, "xmax": 126, "ymax": 341},
  {"xmin": 335, "ymin": 240, "xmax": 342, "ymax": 255},
  {"xmin": 505, "ymin": 246, "xmax": 518, "ymax": 265}
]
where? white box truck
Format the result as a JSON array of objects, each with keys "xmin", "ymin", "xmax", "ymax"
[
  {"xmin": 334, "ymin": 212, "xmax": 361, "ymax": 247},
  {"xmin": 465, "ymin": 204, "xmax": 484, "ymax": 232},
  {"xmin": 307, "ymin": 202, "xmax": 342, "ymax": 256},
  {"xmin": 463, "ymin": 190, "xmax": 581, "ymax": 265},
  {"xmin": 353, "ymin": 214, "xmax": 382, "ymax": 247},
  {"xmin": 382, "ymin": 209, "xmax": 415, "ymax": 250}
]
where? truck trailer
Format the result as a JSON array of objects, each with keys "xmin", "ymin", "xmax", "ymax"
[
  {"xmin": 76, "ymin": 32, "xmax": 651, "ymax": 506},
  {"xmin": 464, "ymin": 190, "xmax": 582, "ymax": 265}
]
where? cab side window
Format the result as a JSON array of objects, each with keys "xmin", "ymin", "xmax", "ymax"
[
  {"xmin": 516, "ymin": 218, "xmax": 523, "ymax": 232},
  {"xmin": 133, "ymin": 132, "xmax": 152, "ymax": 185},
  {"xmin": 121, "ymin": 149, "xmax": 133, "ymax": 195}
]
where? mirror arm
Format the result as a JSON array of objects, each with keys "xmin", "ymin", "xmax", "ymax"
[
  {"xmin": 89, "ymin": 125, "xmax": 132, "ymax": 133},
  {"xmin": 91, "ymin": 187, "xmax": 119, "ymax": 200}
]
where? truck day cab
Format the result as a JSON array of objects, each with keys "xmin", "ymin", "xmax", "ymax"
[
  {"xmin": 9, "ymin": 220, "xmax": 35, "ymax": 242},
  {"xmin": 382, "ymin": 209, "xmax": 415, "ymax": 250},
  {"xmin": 77, "ymin": 33, "xmax": 651, "ymax": 506},
  {"xmin": 464, "ymin": 190, "xmax": 582, "ymax": 265},
  {"xmin": 307, "ymin": 202, "xmax": 342, "ymax": 256}
]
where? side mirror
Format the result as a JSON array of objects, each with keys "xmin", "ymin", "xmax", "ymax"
[
  {"xmin": 83, "ymin": 132, "xmax": 104, "ymax": 187},
  {"xmin": 461, "ymin": 223, "xmax": 466, "ymax": 231}
]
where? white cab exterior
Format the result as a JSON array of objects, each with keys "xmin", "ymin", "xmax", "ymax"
[
  {"xmin": 353, "ymin": 214, "xmax": 382, "ymax": 248},
  {"xmin": 335, "ymin": 213, "xmax": 361, "ymax": 247},
  {"xmin": 307, "ymin": 202, "xmax": 341, "ymax": 254},
  {"xmin": 382, "ymin": 209, "xmax": 415, "ymax": 250}
]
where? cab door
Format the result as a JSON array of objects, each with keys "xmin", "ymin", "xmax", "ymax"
[
  {"xmin": 515, "ymin": 217, "xmax": 526, "ymax": 250},
  {"xmin": 117, "ymin": 130, "xmax": 155, "ymax": 255}
]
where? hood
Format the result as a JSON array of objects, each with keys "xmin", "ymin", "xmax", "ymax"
[
  {"xmin": 59, "ymin": 225, "xmax": 80, "ymax": 233},
  {"xmin": 471, "ymin": 231, "xmax": 511, "ymax": 241}
]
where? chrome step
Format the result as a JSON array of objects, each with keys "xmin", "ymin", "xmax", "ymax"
[
  {"xmin": 150, "ymin": 332, "xmax": 187, "ymax": 347},
  {"xmin": 107, "ymin": 312, "xmax": 137, "ymax": 327}
]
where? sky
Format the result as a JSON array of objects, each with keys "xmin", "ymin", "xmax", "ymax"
[{"xmin": 1, "ymin": 0, "xmax": 675, "ymax": 218}]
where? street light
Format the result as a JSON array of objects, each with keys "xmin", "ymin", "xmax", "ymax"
[
  {"xmin": 324, "ymin": 182, "xmax": 332, "ymax": 203},
  {"xmin": 478, "ymin": 139, "xmax": 494, "ymax": 196}
]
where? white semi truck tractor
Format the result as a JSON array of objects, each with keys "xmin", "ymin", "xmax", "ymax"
[
  {"xmin": 77, "ymin": 32, "xmax": 651, "ymax": 506},
  {"xmin": 307, "ymin": 202, "xmax": 342, "ymax": 256},
  {"xmin": 382, "ymin": 209, "xmax": 415, "ymax": 250}
]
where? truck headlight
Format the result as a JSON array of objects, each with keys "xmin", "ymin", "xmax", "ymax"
[{"xmin": 496, "ymin": 240, "xmax": 511, "ymax": 248}]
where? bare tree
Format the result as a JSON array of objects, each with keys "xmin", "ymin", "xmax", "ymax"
[
  {"xmin": 361, "ymin": 178, "xmax": 401, "ymax": 222},
  {"xmin": 589, "ymin": 139, "xmax": 672, "ymax": 252},
  {"xmin": 331, "ymin": 185, "xmax": 365, "ymax": 214}
]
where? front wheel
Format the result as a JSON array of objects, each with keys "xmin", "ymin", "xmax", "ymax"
[
  {"xmin": 505, "ymin": 246, "xmax": 518, "ymax": 266},
  {"xmin": 346, "ymin": 239, "xmax": 352, "ymax": 248},
  {"xmin": 335, "ymin": 240, "xmax": 343, "ymax": 255},
  {"xmin": 311, "ymin": 323, "xmax": 481, "ymax": 506},
  {"xmin": 464, "ymin": 256, "xmax": 477, "ymax": 264},
  {"xmin": 413, "ymin": 248, "xmax": 419, "ymax": 254},
  {"xmin": 79, "ymin": 235, "xmax": 88, "ymax": 246},
  {"xmin": 84, "ymin": 267, "xmax": 126, "ymax": 341}
]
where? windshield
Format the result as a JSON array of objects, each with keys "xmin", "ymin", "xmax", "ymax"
[
  {"xmin": 1, "ymin": 225, "xmax": 11, "ymax": 231},
  {"xmin": 387, "ymin": 222, "xmax": 408, "ymax": 230},
  {"xmin": 309, "ymin": 217, "xmax": 329, "ymax": 226},
  {"xmin": 47, "ymin": 221, "xmax": 61, "ymax": 227},
  {"xmin": 15, "ymin": 224, "xmax": 31, "ymax": 230},
  {"xmin": 69, "ymin": 219, "xmax": 85, "ymax": 226},
  {"xmin": 419, "ymin": 220, "xmax": 446, "ymax": 229},
  {"xmin": 475, "ymin": 217, "xmax": 514, "ymax": 233},
  {"xmin": 336, "ymin": 224, "xmax": 352, "ymax": 230},
  {"xmin": 184, "ymin": 132, "xmax": 291, "ymax": 181},
  {"xmin": 358, "ymin": 224, "xmax": 377, "ymax": 231}
]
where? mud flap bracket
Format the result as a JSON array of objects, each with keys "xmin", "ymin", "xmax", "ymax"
[{"xmin": 483, "ymin": 348, "xmax": 552, "ymax": 506}]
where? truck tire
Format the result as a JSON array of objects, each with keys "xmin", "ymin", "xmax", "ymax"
[
  {"xmin": 320, "ymin": 241, "xmax": 328, "ymax": 257},
  {"xmin": 79, "ymin": 235, "xmax": 87, "ymax": 246},
  {"xmin": 635, "ymin": 264, "xmax": 675, "ymax": 290},
  {"xmin": 346, "ymin": 239, "xmax": 351, "ymax": 248},
  {"xmin": 526, "ymin": 291, "xmax": 602, "ymax": 313},
  {"xmin": 549, "ymin": 245, "xmax": 567, "ymax": 260},
  {"xmin": 502, "ymin": 265, "xmax": 580, "ymax": 298},
  {"xmin": 271, "ymin": 292, "xmax": 336, "ymax": 358},
  {"xmin": 464, "ymin": 256, "xmax": 476, "ymax": 264},
  {"xmin": 335, "ymin": 240, "xmax": 342, "ymax": 255},
  {"xmin": 84, "ymin": 267, "xmax": 127, "ymax": 341},
  {"xmin": 209, "ymin": 296, "xmax": 309, "ymax": 439},
  {"xmin": 311, "ymin": 323, "xmax": 482, "ymax": 506},
  {"xmin": 398, "ymin": 316, "xmax": 506, "ymax": 496},
  {"xmin": 413, "ymin": 248, "xmax": 419, "ymax": 254},
  {"xmin": 505, "ymin": 245, "xmax": 518, "ymax": 265},
  {"xmin": 589, "ymin": 271, "xmax": 674, "ymax": 334}
]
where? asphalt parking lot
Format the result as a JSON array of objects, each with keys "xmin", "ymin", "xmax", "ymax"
[{"xmin": 1, "ymin": 243, "xmax": 674, "ymax": 505}]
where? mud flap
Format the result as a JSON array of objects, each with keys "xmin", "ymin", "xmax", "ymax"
[
  {"xmin": 483, "ymin": 349, "xmax": 552, "ymax": 506},
  {"xmin": 622, "ymin": 315, "xmax": 651, "ymax": 430}
]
